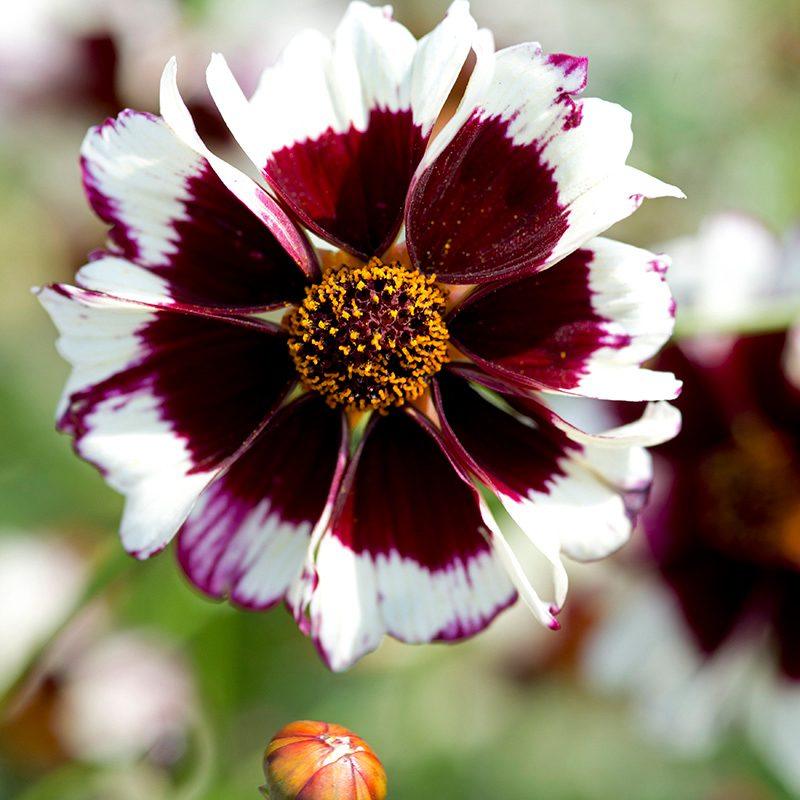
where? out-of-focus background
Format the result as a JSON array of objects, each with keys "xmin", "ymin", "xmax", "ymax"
[{"xmin": 1, "ymin": 0, "xmax": 799, "ymax": 798}]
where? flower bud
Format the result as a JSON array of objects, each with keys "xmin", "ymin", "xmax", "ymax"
[{"xmin": 261, "ymin": 720, "xmax": 387, "ymax": 800}]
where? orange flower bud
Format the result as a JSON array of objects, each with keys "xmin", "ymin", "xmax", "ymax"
[{"xmin": 261, "ymin": 720, "xmax": 387, "ymax": 800}]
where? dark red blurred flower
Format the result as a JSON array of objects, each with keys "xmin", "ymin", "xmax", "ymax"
[
  {"xmin": 584, "ymin": 215, "xmax": 800, "ymax": 793},
  {"xmin": 643, "ymin": 333, "xmax": 800, "ymax": 678}
]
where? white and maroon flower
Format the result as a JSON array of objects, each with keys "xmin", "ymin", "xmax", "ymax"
[
  {"xmin": 583, "ymin": 217, "xmax": 800, "ymax": 793},
  {"xmin": 38, "ymin": 2, "xmax": 682, "ymax": 671}
]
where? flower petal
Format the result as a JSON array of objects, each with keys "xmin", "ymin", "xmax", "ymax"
[
  {"xmin": 207, "ymin": 1, "xmax": 475, "ymax": 258},
  {"xmin": 541, "ymin": 398, "xmax": 682, "ymax": 561},
  {"xmin": 159, "ymin": 57, "xmax": 319, "ymax": 285},
  {"xmin": 583, "ymin": 581, "xmax": 752, "ymax": 756},
  {"xmin": 449, "ymin": 238, "xmax": 681, "ymax": 400},
  {"xmin": 663, "ymin": 213, "xmax": 783, "ymax": 330},
  {"xmin": 747, "ymin": 671, "xmax": 800, "ymax": 793},
  {"xmin": 296, "ymin": 410, "xmax": 515, "ymax": 671},
  {"xmin": 783, "ymin": 324, "xmax": 800, "ymax": 394},
  {"xmin": 177, "ymin": 394, "xmax": 347, "ymax": 610},
  {"xmin": 434, "ymin": 371, "xmax": 680, "ymax": 602},
  {"xmin": 36, "ymin": 284, "xmax": 295, "ymax": 559},
  {"xmin": 82, "ymin": 106, "xmax": 312, "ymax": 310},
  {"xmin": 406, "ymin": 40, "xmax": 682, "ymax": 283}
]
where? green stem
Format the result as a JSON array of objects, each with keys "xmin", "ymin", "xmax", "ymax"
[{"xmin": 174, "ymin": 710, "xmax": 217, "ymax": 800}]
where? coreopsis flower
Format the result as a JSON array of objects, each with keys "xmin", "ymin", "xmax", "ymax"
[
  {"xmin": 584, "ymin": 216, "xmax": 800, "ymax": 793},
  {"xmin": 262, "ymin": 721, "xmax": 386, "ymax": 800},
  {"xmin": 38, "ymin": 2, "xmax": 682, "ymax": 670},
  {"xmin": 0, "ymin": 0, "xmax": 179, "ymax": 118}
]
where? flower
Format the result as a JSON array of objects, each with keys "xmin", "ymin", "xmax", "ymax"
[
  {"xmin": 0, "ymin": 533, "xmax": 195, "ymax": 771},
  {"xmin": 262, "ymin": 720, "xmax": 386, "ymax": 800},
  {"xmin": 0, "ymin": 0, "xmax": 311, "ymax": 115},
  {"xmin": 37, "ymin": 1, "xmax": 682, "ymax": 671},
  {"xmin": 0, "ymin": 0, "xmax": 180, "ymax": 119},
  {"xmin": 0, "ymin": 533, "xmax": 87, "ymax": 693},
  {"xmin": 583, "ymin": 215, "xmax": 800, "ymax": 793},
  {"xmin": 0, "ymin": 532, "xmax": 88, "ymax": 770},
  {"xmin": 4, "ymin": 628, "xmax": 196, "ymax": 769},
  {"xmin": 665, "ymin": 212, "xmax": 800, "ymax": 335},
  {"xmin": 54, "ymin": 630, "xmax": 196, "ymax": 765}
]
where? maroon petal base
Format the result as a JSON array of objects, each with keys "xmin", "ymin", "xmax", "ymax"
[
  {"xmin": 266, "ymin": 109, "xmax": 426, "ymax": 259},
  {"xmin": 82, "ymin": 110, "xmax": 311, "ymax": 310},
  {"xmin": 406, "ymin": 110, "xmax": 567, "ymax": 283},
  {"xmin": 449, "ymin": 248, "xmax": 626, "ymax": 393},
  {"xmin": 432, "ymin": 369, "xmax": 577, "ymax": 499}
]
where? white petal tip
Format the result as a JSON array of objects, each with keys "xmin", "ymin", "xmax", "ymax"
[
  {"xmin": 645, "ymin": 400, "xmax": 683, "ymax": 439},
  {"xmin": 206, "ymin": 53, "xmax": 225, "ymax": 79},
  {"xmin": 159, "ymin": 58, "xmax": 178, "ymax": 94},
  {"xmin": 448, "ymin": 0, "xmax": 471, "ymax": 16},
  {"xmin": 649, "ymin": 181, "xmax": 685, "ymax": 201},
  {"xmin": 474, "ymin": 27, "xmax": 495, "ymax": 50},
  {"xmin": 668, "ymin": 378, "xmax": 683, "ymax": 399},
  {"xmin": 161, "ymin": 57, "xmax": 178, "ymax": 84}
]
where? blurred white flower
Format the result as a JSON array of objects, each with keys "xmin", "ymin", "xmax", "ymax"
[
  {"xmin": 0, "ymin": 533, "xmax": 87, "ymax": 692},
  {"xmin": 0, "ymin": 532, "xmax": 196, "ymax": 770},
  {"xmin": 584, "ymin": 581, "xmax": 800, "ymax": 792},
  {"xmin": 0, "ymin": 0, "xmax": 343, "ymax": 119},
  {"xmin": 663, "ymin": 212, "xmax": 800, "ymax": 337},
  {"xmin": 56, "ymin": 631, "xmax": 196, "ymax": 765},
  {"xmin": 0, "ymin": 0, "xmax": 181, "ymax": 115}
]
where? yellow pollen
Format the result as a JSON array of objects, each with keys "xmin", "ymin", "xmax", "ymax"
[{"xmin": 286, "ymin": 258, "xmax": 450, "ymax": 412}]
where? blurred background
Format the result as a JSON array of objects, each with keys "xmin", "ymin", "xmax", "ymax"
[{"xmin": 1, "ymin": 0, "xmax": 799, "ymax": 798}]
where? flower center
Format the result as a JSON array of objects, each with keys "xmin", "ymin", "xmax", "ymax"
[
  {"xmin": 699, "ymin": 418, "xmax": 800, "ymax": 569},
  {"xmin": 287, "ymin": 258, "xmax": 449, "ymax": 411}
]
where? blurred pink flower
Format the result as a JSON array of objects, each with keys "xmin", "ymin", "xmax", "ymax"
[{"xmin": 38, "ymin": 1, "xmax": 682, "ymax": 671}]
